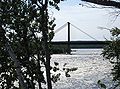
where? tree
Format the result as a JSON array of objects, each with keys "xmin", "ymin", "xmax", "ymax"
[
  {"xmin": 82, "ymin": 0, "xmax": 120, "ymax": 9},
  {"xmin": 102, "ymin": 27, "xmax": 120, "ymax": 88},
  {"xmin": 0, "ymin": 0, "xmax": 64, "ymax": 89}
]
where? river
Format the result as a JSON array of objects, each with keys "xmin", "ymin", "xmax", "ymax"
[{"xmin": 50, "ymin": 49, "xmax": 114, "ymax": 89}]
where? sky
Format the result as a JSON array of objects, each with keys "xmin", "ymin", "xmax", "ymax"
[{"xmin": 50, "ymin": 0, "xmax": 120, "ymax": 41}]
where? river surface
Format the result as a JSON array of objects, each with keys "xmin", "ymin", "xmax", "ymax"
[{"xmin": 50, "ymin": 49, "xmax": 114, "ymax": 89}]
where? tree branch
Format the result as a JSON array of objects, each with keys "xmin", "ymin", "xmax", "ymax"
[{"xmin": 81, "ymin": 0, "xmax": 120, "ymax": 9}]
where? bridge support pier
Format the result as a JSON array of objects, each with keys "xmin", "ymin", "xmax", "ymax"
[{"xmin": 67, "ymin": 22, "xmax": 71, "ymax": 54}]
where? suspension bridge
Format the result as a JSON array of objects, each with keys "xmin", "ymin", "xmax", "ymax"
[{"xmin": 51, "ymin": 22, "xmax": 108, "ymax": 54}]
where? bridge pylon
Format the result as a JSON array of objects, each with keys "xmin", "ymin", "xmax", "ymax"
[{"xmin": 67, "ymin": 22, "xmax": 71, "ymax": 54}]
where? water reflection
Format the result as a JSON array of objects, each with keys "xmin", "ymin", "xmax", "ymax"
[{"xmin": 51, "ymin": 49, "xmax": 113, "ymax": 89}]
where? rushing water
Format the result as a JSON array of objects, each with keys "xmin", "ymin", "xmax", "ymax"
[{"xmin": 51, "ymin": 49, "xmax": 114, "ymax": 89}]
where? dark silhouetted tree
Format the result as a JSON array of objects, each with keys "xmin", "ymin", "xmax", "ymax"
[
  {"xmin": 82, "ymin": 0, "xmax": 120, "ymax": 9},
  {"xmin": 0, "ymin": 0, "xmax": 64, "ymax": 89},
  {"xmin": 102, "ymin": 27, "xmax": 120, "ymax": 88}
]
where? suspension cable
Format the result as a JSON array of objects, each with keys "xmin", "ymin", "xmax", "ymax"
[
  {"xmin": 70, "ymin": 23, "xmax": 98, "ymax": 41},
  {"xmin": 54, "ymin": 23, "xmax": 67, "ymax": 33}
]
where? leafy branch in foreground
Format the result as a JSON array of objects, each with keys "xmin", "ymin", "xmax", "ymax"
[
  {"xmin": 51, "ymin": 62, "xmax": 78, "ymax": 83},
  {"xmin": 82, "ymin": 0, "xmax": 120, "ymax": 9},
  {"xmin": 102, "ymin": 27, "xmax": 120, "ymax": 88}
]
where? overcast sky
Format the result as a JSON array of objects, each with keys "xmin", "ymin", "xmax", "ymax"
[{"xmin": 50, "ymin": 0, "xmax": 120, "ymax": 41}]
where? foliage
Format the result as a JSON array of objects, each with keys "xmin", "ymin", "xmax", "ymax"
[
  {"xmin": 51, "ymin": 45, "xmax": 68, "ymax": 54},
  {"xmin": 0, "ymin": 0, "xmax": 64, "ymax": 89},
  {"xmin": 102, "ymin": 27, "xmax": 120, "ymax": 88},
  {"xmin": 97, "ymin": 80, "xmax": 106, "ymax": 89},
  {"xmin": 51, "ymin": 62, "xmax": 78, "ymax": 83},
  {"xmin": 102, "ymin": 27, "xmax": 120, "ymax": 63},
  {"xmin": 82, "ymin": 0, "xmax": 120, "ymax": 9}
]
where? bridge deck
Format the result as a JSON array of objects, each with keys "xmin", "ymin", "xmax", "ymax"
[{"xmin": 51, "ymin": 41, "xmax": 109, "ymax": 49}]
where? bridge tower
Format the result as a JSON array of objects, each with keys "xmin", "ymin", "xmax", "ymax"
[{"xmin": 67, "ymin": 22, "xmax": 71, "ymax": 54}]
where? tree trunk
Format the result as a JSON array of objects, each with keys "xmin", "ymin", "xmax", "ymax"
[
  {"xmin": 5, "ymin": 42, "xmax": 27, "ymax": 89},
  {"xmin": 43, "ymin": 37, "xmax": 52, "ymax": 89},
  {"xmin": 42, "ymin": 15, "xmax": 52, "ymax": 89},
  {"xmin": 41, "ymin": 0, "xmax": 52, "ymax": 88},
  {"xmin": 37, "ymin": 54, "xmax": 43, "ymax": 89}
]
